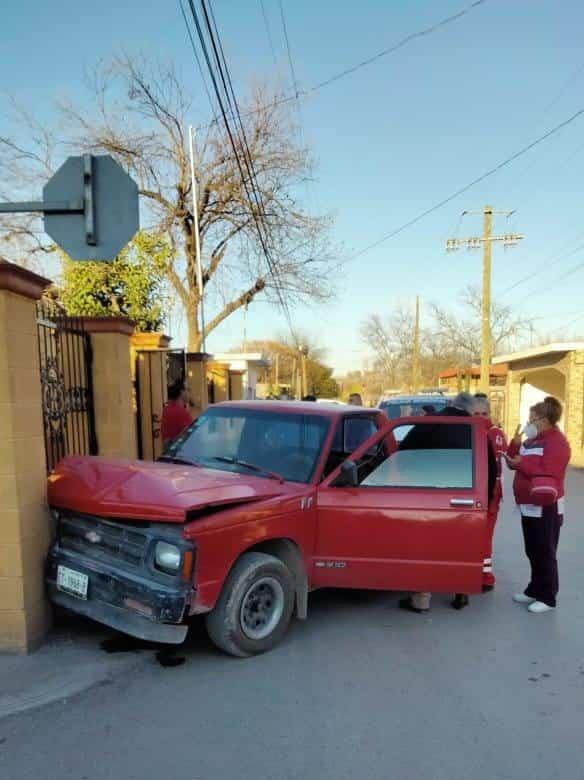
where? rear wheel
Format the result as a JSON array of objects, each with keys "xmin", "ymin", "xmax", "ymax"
[{"xmin": 206, "ymin": 552, "xmax": 294, "ymax": 657}]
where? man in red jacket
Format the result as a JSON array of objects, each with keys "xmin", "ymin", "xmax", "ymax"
[
  {"xmin": 473, "ymin": 394, "xmax": 507, "ymax": 591},
  {"xmin": 161, "ymin": 380, "xmax": 193, "ymax": 447}
]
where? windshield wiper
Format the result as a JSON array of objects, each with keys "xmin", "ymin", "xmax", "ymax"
[
  {"xmin": 211, "ymin": 456, "xmax": 284, "ymax": 483},
  {"xmin": 158, "ymin": 455, "xmax": 202, "ymax": 468}
]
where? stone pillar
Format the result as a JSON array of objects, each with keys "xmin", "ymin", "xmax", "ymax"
[
  {"xmin": 207, "ymin": 362, "xmax": 229, "ymax": 402},
  {"xmin": 83, "ymin": 318, "xmax": 137, "ymax": 461},
  {"xmin": 504, "ymin": 370, "xmax": 522, "ymax": 440},
  {"xmin": 229, "ymin": 371, "xmax": 244, "ymax": 401},
  {"xmin": 0, "ymin": 263, "xmax": 52, "ymax": 652},
  {"xmin": 186, "ymin": 353, "xmax": 211, "ymax": 416},
  {"xmin": 564, "ymin": 351, "xmax": 584, "ymax": 466},
  {"xmin": 130, "ymin": 333, "xmax": 172, "ymax": 460}
]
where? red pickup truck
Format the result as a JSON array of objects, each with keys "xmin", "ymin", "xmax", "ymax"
[{"xmin": 46, "ymin": 401, "xmax": 489, "ymax": 657}]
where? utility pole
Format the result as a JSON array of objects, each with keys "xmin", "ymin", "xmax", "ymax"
[
  {"xmin": 301, "ymin": 348, "xmax": 308, "ymax": 398},
  {"xmin": 275, "ymin": 353, "xmax": 280, "ymax": 389},
  {"xmin": 411, "ymin": 296, "xmax": 420, "ymax": 393},
  {"xmin": 446, "ymin": 206, "xmax": 524, "ymax": 394},
  {"xmin": 242, "ymin": 302, "xmax": 248, "ymax": 353}
]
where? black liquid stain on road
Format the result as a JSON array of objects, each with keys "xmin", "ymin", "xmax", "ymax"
[{"xmin": 100, "ymin": 636, "xmax": 186, "ymax": 667}]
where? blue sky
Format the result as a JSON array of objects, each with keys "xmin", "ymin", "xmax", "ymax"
[{"xmin": 2, "ymin": 0, "xmax": 584, "ymax": 374}]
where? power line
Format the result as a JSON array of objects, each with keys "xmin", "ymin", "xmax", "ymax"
[
  {"xmin": 259, "ymin": 0, "xmax": 278, "ymax": 67},
  {"xmin": 278, "ymin": 0, "xmax": 299, "ymax": 97},
  {"xmin": 499, "ymin": 235, "xmax": 584, "ymax": 298},
  {"xmin": 350, "ymin": 105, "xmax": 584, "ymax": 260},
  {"xmin": 308, "ymin": 0, "xmax": 488, "ymax": 95},
  {"xmin": 197, "ymin": 0, "xmax": 489, "ymax": 128},
  {"xmin": 178, "ymin": 0, "xmax": 219, "ymax": 121},
  {"xmin": 184, "ymin": 0, "xmax": 298, "ymax": 341}
]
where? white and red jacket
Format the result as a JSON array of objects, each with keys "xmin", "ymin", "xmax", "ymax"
[
  {"xmin": 507, "ymin": 427, "xmax": 570, "ymax": 516},
  {"xmin": 488, "ymin": 423, "xmax": 507, "ymax": 480}
]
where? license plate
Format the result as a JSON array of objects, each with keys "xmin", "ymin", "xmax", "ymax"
[{"xmin": 57, "ymin": 565, "xmax": 89, "ymax": 600}]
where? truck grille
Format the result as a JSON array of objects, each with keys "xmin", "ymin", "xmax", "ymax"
[{"xmin": 58, "ymin": 513, "xmax": 149, "ymax": 568}]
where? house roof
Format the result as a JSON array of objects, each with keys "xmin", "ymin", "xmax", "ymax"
[
  {"xmin": 212, "ymin": 352, "xmax": 271, "ymax": 368},
  {"xmin": 438, "ymin": 364, "xmax": 508, "ymax": 379},
  {"xmin": 492, "ymin": 342, "xmax": 584, "ymax": 365}
]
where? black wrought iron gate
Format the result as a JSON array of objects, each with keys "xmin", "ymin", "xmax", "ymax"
[
  {"xmin": 36, "ymin": 301, "xmax": 98, "ymax": 472},
  {"xmin": 135, "ymin": 349, "xmax": 186, "ymax": 460}
]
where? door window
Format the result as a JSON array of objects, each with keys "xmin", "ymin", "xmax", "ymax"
[{"xmin": 347, "ymin": 422, "xmax": 474, "ymax": 489}]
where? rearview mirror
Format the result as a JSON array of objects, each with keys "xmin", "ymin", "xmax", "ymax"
[{"xmin": 339, "ymin": 459, "xmax": 358, "ymax": 487}]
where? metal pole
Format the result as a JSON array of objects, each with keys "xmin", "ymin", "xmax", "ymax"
[
  {"xmin": 481, "ymin": 205, "xmax": 493, "ymax": 394},
  {"xmin": 188, "ymin": 125, "xmax": 206, "ymax": 354},
  {"xmin": 411, "ymin": 296, "xmax": 420, "ymax": 393},
  {"xmin": 243, "ymin": 302, "xmax": 248, "ymax": 352}
]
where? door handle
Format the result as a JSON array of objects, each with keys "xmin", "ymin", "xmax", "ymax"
[{"xmin": 450, "ymin": 498, "xmax": 475, "ymax": 507}]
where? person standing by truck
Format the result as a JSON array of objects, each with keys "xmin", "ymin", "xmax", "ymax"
[
  {"xmin": 505, "ymin": 396, "xmax": 570, "ymax": 614},
  {"xmin": 161, "ymin": 380, "xmax": 193, "ymax": 447},
  {"xmin": 473, "ymin": 393, "xmax": 507, "ymax": 591}
]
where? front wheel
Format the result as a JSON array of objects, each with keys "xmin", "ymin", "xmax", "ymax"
[{"xmin": 206, "ymin": 552, "xmax": 295, "ymax": 657}]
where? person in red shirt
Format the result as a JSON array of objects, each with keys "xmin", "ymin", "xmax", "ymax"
[
  {"xmin": 161, "ymin": 380, "xmax": 193, "ymax": 446},
  {"xmin": 505, "ymin": 396, "xmax": 570, "ymax": 613},
  {"xmin": 473, "ymin": 393, "xmax": 508, "ymax": 591}
]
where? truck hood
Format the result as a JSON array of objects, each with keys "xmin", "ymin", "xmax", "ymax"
[{"xmin": 48, "ymin": 456, "xmax": 294, "ymax": 523}]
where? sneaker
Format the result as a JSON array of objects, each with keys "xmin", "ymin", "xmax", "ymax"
[
  {"xmin": 513, "ymin": 593, "xmax": 536, "ymax": 604},
  {"xmin": 528, "ymin": 601, "xmax": 555, "ymax": 614},
  {"xmin": 398, "ymin": 598, "xmax": 428, "ymax": 614}
]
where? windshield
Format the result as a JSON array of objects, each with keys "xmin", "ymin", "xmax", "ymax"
[
  {"xmin": 165, "ymin": 407, "xmax": 330, "ymax": 484},
  {"xmin": 379, "ymin": 399, "xmax": 448, "ymax": 420}
]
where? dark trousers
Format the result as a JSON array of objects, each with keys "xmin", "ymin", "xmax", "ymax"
[{"xmin": 521, "ymin": 504, "xmax": 563, "ymax": 607}]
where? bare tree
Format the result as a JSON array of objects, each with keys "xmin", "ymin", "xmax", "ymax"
[
  {"xmin": 429, "ymin": 285, "xmax": 534, "ymax": 361},
  {"xmin": 361, "ymin": 286, "xmax": 534, "ymax": 389},
  {"xmin": 0, "ymin": 55, "xmax": 336, "ymax": 348}
]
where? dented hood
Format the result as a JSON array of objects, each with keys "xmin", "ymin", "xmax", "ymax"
[{"xmin": 48, "ymin": 456, "xmax": 292, "ymax": 523}]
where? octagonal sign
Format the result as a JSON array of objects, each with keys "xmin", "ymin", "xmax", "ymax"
[{"xmin": 43, "ymin": 155, "xmax": 139, "ymax": 261}]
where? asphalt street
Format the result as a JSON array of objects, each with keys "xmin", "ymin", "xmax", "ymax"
[{"xmin": 2, "ymin": 469, "xmax": 584, "ymax": 780}]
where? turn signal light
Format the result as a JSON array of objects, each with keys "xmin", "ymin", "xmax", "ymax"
[{"xmin": 182, "ymin": 550, "xmax": 194, "ymax": 582}]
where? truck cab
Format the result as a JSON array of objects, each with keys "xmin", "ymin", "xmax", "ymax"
[{"xmin": 46, "ymin": 401, "xmax": 488, "ymax": 657}]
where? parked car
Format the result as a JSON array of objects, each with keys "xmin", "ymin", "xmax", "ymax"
[
  {"xmin": 378, "ymin": 393, "xmax": 451, "ymax": 419},
  {"xmin": 46, "ymin": 401, "xmax": 489, "ymax": 657}
]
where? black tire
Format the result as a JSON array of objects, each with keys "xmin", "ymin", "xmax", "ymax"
[{"xmin": 206, "ymin": 552, "xmax": 295, "ymax": 658}]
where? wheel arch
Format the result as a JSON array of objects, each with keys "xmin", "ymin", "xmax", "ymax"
[{"xmin": 239, "ymin": 538, "xmax": 308, "ymax": 619}]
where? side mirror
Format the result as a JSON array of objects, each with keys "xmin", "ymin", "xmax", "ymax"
[{"xmin": 339, "ymin": 459, "xmax": 358, "ymax": 487}]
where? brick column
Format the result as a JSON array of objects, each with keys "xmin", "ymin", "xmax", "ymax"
[
  {"xmin": 186, "ymin": 353, "xmax": 211, "ymax": 416},
  {"xmin": 83, "ymin": 318, "xmax": 137, "ymax": 460},
  {"xmin": 0, "ymin": 263, "xmax": 52, "ymax": 652},
  {"xmin": 130, "ymin": 333, "xmax": 172, "ymax": 460},
  {"xmin": 564, "ymin": 351, "xmax": 584, "ymax": 466},
  {"xmin": 503, "ymin": 370, "xmax": 522, "ymax": 440}
]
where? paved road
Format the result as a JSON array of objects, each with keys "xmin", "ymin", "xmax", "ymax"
[{"xmin": 2, "ymin": 471, "xmax": 584, "ymax": 780}]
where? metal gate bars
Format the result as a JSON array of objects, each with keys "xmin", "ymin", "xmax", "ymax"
[{"xmin": 36, "ymin": 300, "xmax": 98, "ymax": 472}]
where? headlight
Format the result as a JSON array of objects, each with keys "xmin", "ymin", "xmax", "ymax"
[{"xmin": 154, "ymin": 541, "xmax": 181, "ymax": 573}]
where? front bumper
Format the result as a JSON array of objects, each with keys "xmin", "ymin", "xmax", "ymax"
[{"xmin": 46, "ymin": 546, "xmax": 191, "ymax": 644}]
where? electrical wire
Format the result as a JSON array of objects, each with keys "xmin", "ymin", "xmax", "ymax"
[
  {"xmin": 278, "ymin": 0, "xmax": 299, "ymax": 97},
  {"xmin": 184, "ymin": 0, "xmax": 299, "ymax": 342},
  {"xmin": 178, "ymin": 0, "xmax": 219, "ymax": 122},
  {"xmin": 307, "ymin": 0, "xmax": 487, "ymax": 95},
  {"xmin": 349, "ymin": 105, "xmax": 584, "ymax": 260},
  {"xmin": 259, "ymin": 0, "xmax": 278, "ymax": 67},
  {"xmin": 194, "ymin": 0, "xmax": 489, "ymax": 128},
  {"xmin": 499, "ymin": 235, "xmax": 584, "ymax": 298}
]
